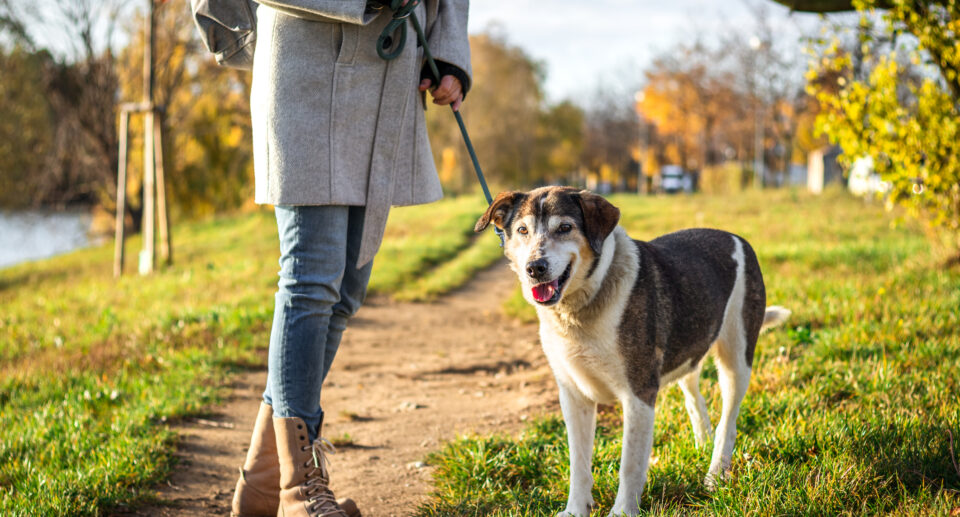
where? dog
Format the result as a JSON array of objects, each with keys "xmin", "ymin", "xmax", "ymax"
[{"xmin": 475, "ymin": 186, "xmax": 790, "ymax": 516}]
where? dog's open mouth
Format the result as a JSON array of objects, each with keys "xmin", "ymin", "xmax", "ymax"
[{"xmin": 531, "ymin": 262, "xmax": 572, "ymax": 305}]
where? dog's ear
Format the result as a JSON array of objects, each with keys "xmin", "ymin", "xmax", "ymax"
[
  {"xmin": 574, "ymin": 190, "xmax": 620, "ymax": 255},
  {"xmin": 475, "ymin": 191, "xmax": 525, "ymax": 233}
]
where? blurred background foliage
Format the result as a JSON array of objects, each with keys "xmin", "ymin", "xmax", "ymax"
[
  {"xmin": 0, "ymin": 2, "xmax": 814, "ymax": 219},
  {"xmin": 0, "ymin": 0, "xmax": 957, "ymax": 255},
  {"xmin": 807, "ymin": 0, "xmax": 960, "ymax": 256}
]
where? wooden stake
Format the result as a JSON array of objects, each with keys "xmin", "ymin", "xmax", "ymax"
[
  {"xmin": 140, "ymin": 0, "xmax": 156, "ymax": 275},
  {"xmin": 141, "ymin": 111, "xmax": 156, "ymax": 275},
  {"xmin": 154, "ymin": 112, "xmax": 172, "ymax": 264},
  {"xmin": 113, "ymin": 111, "xmax": 130, "ymax": 278}
]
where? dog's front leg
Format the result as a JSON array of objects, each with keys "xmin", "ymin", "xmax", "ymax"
[
  {"xmin": 609, "ymin": 395, "xmax": 655, "ymax": 517},
  {"xmin": 556, "ymin": 381, "xmax": 597, "ymax": 517}
]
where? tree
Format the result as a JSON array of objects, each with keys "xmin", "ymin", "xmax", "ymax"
[
  {"xmin": 534, "ymin": 101, "xmax": 585, "ymax": 185},
  {"xmin": 0, "ymin": 46, "xmax": 52, "ymax": 207},
  {"xmin": 634, "ymin": 7, "xmax": 813, "ymax": 188},
  {"xmin": 426, "ymin": 31, "xmax": 585, "ymax": 192},
  {"xmin": 779, "ymin": 0, "xmax": 959, "ymax": 99},
  {"xmin": 807, "ymin": 0, "xmax": 960, "ymax": 256},
  {"xmin": 0, "ymin": 0, "xmax": 125, "ymax": 208},
  {"xmin": 116, "ymin": 1, "xmax": 254, "ymax": 219},
  {"xmin": 581, "ymin": 87, "xmax": 640, "ymax": 189}
]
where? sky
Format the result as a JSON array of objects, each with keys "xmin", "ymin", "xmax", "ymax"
[
  {"xmin": 19, "ymin": 0, "xmax": 830, "ymax": 102},
  {"xmin": 467, "ymin": 0, "xmax": 825, "ymax": 101}
]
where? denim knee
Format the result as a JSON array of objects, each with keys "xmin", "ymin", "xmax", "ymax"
[
  {"xmin": 276, "ymin": 266, "xmax": 342, "ymax": 316},
  {"xmin": 274, "ymin": 205, "xmax": 350, "ymax": 311}
]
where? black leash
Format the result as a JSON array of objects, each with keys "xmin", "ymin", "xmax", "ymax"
[{"xmin": 376, "ymin": 0, "xmax": 504, "ymax": 247}]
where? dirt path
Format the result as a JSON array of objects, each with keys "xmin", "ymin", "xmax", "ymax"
[{"xmin": 129, "ymin": 261, "xmax": 558, "ymax": 516}]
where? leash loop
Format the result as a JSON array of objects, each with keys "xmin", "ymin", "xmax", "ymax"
[
  {"xmin": 376, "ymin": 0, "xmax": 419, "ymax": 61},
  {"xmin": 375, "ymin": 1, "xmax": 504, "ymax": 246}
]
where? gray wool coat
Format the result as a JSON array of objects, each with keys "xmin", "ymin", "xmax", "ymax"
[{"xmin": 249, "ymin": 0, "xmax": 471, "ymax": 267}]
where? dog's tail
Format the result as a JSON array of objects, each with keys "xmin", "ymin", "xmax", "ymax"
[{"xmin": 760, "ymin": 306, "xmax": 791, "ymax": 332}]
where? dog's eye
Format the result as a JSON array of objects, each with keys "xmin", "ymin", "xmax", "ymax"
[
  {"xmin": 517, "ymin": 226, "xmax": 528, "ymax": 235},
  {"xmin": 558, "ymin": 223, "xmax": 572, "ymax": 233}
]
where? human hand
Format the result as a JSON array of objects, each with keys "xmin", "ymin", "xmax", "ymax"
[{"xmin": 419, "ymin": 75, "xmax": 463, "ymax": 111}]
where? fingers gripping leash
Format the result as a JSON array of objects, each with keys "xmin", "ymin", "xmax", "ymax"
[{"xmin": 376, "ymin": 0, "xmax": 505, "ymax": 247}]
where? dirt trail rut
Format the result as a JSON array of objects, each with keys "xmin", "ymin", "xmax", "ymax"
[{"xmin": 128, "ymin": 261, "xmax": 558, "ymax": 516}]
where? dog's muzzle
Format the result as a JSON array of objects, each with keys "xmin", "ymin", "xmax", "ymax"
[
  {"xmin": 530, "ymin": 262, "xmax": 572, "ymax": 305},
  {"xmin": 526, "ymin": 258, "xmax": 550, "ymax": 281}
]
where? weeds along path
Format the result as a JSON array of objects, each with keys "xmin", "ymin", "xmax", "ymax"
[{"xmin": 129, "ymin": 260, "xmax": 558, "ymax": 517}]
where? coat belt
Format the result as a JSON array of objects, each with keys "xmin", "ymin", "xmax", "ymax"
[{"xmin": 355, "ymin": 52, "xmax": 414, "ymax": 268}]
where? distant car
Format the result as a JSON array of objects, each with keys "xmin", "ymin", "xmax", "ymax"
[{"xmin": 660, "ymin": 165, "xmax": 684, "ymax": 194}]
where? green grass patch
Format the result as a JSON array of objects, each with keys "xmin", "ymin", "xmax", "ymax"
[
  {"xmin": 392, "ymin": 231, "xmax": 505, "ymax": 301},
  {"xmin": 502, "ymin": 286, "xmax": 537, "ymax": 324},
  {"xmin": 368, "ymin": 196, "xmax": 492, "ymax": 297},
  {"xmin": 0, "ymin": 195, "xmax": 498, "ymax": 515},
  {"xmin": 434, "ymin": 188, "xmax": 960, "ymax": 516}
]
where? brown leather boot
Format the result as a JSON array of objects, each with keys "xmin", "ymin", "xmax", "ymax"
[
  {"xmin": 231, "ymin": 402, "xmax": 281, "ymax": 517},
  {"xmin": 274, "ymin": 416, "xmax": 359, "ymax": 517}
]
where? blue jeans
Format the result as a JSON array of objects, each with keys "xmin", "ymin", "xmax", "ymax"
[{"xmin": 263, "ymin": 205, "xmax": 373, "ymax": 440}]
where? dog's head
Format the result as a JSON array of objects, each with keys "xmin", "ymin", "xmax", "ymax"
[{"xmin": 475, "ymin": 186, "xmax": 620, "ymax": 308}]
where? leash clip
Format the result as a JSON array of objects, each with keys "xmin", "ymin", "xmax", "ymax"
[{"xmin": 494, "ymin": 228, "xmax": 505, "ymax": 248}]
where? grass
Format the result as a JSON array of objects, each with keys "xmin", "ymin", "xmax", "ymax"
[
  {"xmin": 419, "ymin": 188, "xmax": 960, "ymax": 516},
  {"xmin": 4, "ymin": 188, "xmax": 958, "ymax": 515},
  {"xmin": 368, "ymin": 196, "xmax": 502, "ymax": 297},
  {"xmin": 0, "ymin": 196, "xmax": 500, "ymax": 516}
]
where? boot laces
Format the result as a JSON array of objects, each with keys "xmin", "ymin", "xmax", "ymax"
[{"xmin": 302, "ymin": 438, "xmax": 347, "ymax": 517}]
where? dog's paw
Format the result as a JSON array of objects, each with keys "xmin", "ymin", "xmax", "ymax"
[
  {"xmin": 557, "ymin": 500, "xmax": 594, "ymax": 517},
  {"xmin": 704, "ymin": 468, "xmax": 731, "ymax": 491},
  {"xmin": 607, "ymin": 505, "xmax": 641, "ymax": 517}
]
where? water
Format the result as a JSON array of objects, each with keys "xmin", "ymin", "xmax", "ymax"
[{"xmin": 0, "ymin": 209, "xmax": 93, "ymax": 269}]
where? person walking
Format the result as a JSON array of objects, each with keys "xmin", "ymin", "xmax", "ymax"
[{"xmin": 225, "ymin": 1, "xmax": 471, "ymax": 516}]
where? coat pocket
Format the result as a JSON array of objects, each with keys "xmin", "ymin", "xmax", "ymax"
[{"xmin": 335, "ymin": 24, "xmax": 359, "ymax": 65}]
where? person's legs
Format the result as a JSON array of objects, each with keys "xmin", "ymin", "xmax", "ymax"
[
  {"xmin": 261, "ymin": 205, "xmax": 371, "ymax": 517},
  {"xmin": 321, "ymin": 205, "xmax": 373, "ymax": 382},
  {"xmin": 263, "ymin": 205, "xmax": 350, "ymax": 441}
]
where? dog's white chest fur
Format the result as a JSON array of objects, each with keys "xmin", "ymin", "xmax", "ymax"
[
  {"xmin": 539, "ymin": 322, "xmax": 623, "ymax": 405},
  {"xmin": 537, "ymin": 230, "xmax": 638, "ymax": 405}
]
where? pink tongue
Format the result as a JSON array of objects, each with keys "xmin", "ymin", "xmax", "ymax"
[{"xmin": 532, "ymin": 279, "xmax": 560, "ymax": 302}]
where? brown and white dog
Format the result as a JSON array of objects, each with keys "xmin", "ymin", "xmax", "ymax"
[{"xmin": 475, "ymin": 186, "xmax": 790, "ymax": 516}]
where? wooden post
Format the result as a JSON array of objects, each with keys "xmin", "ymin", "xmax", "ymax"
[
  {"xmin": 114, "ymin": 111, "xmax": 130, "ymax": 278},
  {"xmin": 116, "ymin": 1, "xmax": 174, "ymax": 277},
  {"xmin": 141, "ymin": 113, "xmax": 156, "ymax": 275},
  {"xmin": 139, "ymin": 0, "xmax": 157, "ymax": 275},
  {"xmin": 154, "ymin": 112, "xmax": 172, "ymax": 264}
]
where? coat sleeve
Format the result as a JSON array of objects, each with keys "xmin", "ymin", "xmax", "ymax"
[
  {"xmin": 424, "ymin": 0, "xmax": 472, "ymax": 86},
  {"xmin": 253, "ymin": 0, "xmax": 379, "ymax": 24}
]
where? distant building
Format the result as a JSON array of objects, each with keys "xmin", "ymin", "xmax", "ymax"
[
  {"xmin": 787, "ymin": 163, "xmax": 807, "ymax": 186},
  {"xmin": 807, "ymin": 145, "xmax": 844, "ymax": 193},
  {"xmin": 847, "ymin": 156, "xmax": 890, "ymax": 196}
]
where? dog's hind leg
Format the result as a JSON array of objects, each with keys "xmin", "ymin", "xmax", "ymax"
[
  {"xmin": 677, "ymin": 363, "xmax": 713, "ymax": 448},
  {"xmin": 706, "ymin": 236, "xmax": 753, "ymax": 488},
  {"xmin": 706, "ymin": 335, "xmax": 751, "ymax": 489},
  {"xmin": 609, "ymin": 395, "xmax": 655, "ymax": 517},
  {"xmin": 557, "ymin": 382, "xmax": 597, "ymax": 517}
]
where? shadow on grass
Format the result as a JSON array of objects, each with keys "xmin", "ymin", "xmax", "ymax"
[
  {"xmin": 851, "ymin": 422, "xmax": 960, "ymax": 493},
  {"xmin": 0, "ymin": 267, "xmax": 71, "ymax": 293}
]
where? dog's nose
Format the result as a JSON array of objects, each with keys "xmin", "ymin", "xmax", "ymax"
[{"xmin": 526, "ymin": 258, "xmax": 549, "ymax": 279}]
